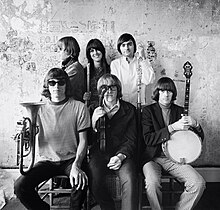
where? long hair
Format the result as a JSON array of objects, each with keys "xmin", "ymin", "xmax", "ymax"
[
  {"xmin": 152, "ymin": 77, "xmax": 177, "ymax": 102},
  {"xmin": 41, "ymin": 68, "xmax": 72, "ymax": 99},
  {"xmin": 117, "ymin": 33, "xmax": 137, "ymax": 54},
  {"xmin": 57, "ymin": 36, "xmax": 80, "ymax": 60},
  {"xmin": 97, "ymin": 73, "xmax": 122, "ymax": 99},
  {"xmin": 86, "ymin": 38, "xmax": 109, "ymax": 76}
]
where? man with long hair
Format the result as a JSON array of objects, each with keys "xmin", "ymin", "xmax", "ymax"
[{"xmin": 14, "ymin": 68, "xmax": 90, "ymax": 210}]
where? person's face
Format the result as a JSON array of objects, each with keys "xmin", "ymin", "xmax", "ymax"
[
  {"xmin": 48, "ymin": 79, "xmax": 66, "ymax": 100},
  {"xmin": 58, "ymin": 43, "xmax": 70, "ymax": 61},
  {"xmin": 102, "ymin": 81, "xmax": 117, "ymax": 105},
  {"xmin": 120, "ymin": 40, "xmax": 135, "ymax": 58},
  {"xmin": 90, "ymin": 48, "xmax": 103, "ymax": 63},
  {"xmin": 158, "ymin": 90, "xmax": 173, "ymax": 106}
]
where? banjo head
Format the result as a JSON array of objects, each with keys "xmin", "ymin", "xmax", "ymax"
[{"xmin": 163, "ymin": 130, "xmax": 202, "ymax": 164}]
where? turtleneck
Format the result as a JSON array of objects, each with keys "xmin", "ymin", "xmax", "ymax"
[
  {"xmin": 61, "ymin": 56, "xmax": 77, "ymax": 69},
  {"xmin": 159, "ymin": 102, "xmax": 171, "ymax": 126}
]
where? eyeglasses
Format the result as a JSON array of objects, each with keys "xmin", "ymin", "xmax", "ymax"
[
  {"xmin": 48, "ymin": 80, "xmax": 66, "ymax": 86},
  {"xmin": 100, "ymin": 85, "xmax": 117, "ymax": 91}
]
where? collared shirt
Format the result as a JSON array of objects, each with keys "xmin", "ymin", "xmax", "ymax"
[
  {"xmin": 103, "ymin": 100, "xmax": 120, "ymax": 119},
  {"xmin": 111, "ymin": 56, "xmax": 155, "ymax": 106}
]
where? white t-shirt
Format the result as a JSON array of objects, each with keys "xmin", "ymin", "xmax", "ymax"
[
  {"xmin": 111, "ymin": 56, "xmax": 155, "ymax": 106},
  {"xmin": 37, "ymin": 98, "xmax": 90, "ymax": 161}
]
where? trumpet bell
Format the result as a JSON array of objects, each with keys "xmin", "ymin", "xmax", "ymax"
[{"xmin": 20, "ymin": 102, "xmax": 45, "ymax": 124}]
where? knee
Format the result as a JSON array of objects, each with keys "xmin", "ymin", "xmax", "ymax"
[
  {"xmin": 14, "ymin": 176, "xmax": 31, "ymax": 197},
  {"xmin": 14, "ymin": 177, "xmax": 23, "ymax": 197},
  {"xmin": 194, "ymin": 175, "xmax": 206, "ymax": 192},
  {"xmin": 144, "ymin": 177, "xmax": 161, "ymax": 191},
  {"xmin": 186, "ymin": 174, "xmax": 206, "ymax": 193}
]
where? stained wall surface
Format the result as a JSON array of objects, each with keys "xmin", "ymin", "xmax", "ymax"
[{"xmin": 0, "ymin": 0, "xmax": 220, "ymax": 167}]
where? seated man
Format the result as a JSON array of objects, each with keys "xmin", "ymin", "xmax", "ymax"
[
  {"xmin": 14, "ymin": 68, "xmax": 90, "ymax": 210},
  {"xmin": 141, "ymin": 77, "xmax": 206, "ymax": 210},
  {"xmin": 88, "ymin": 73, "xmax": 138, "ymax": 210}
]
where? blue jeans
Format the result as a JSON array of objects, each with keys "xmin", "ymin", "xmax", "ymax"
[
  {"xmin": 88, "ymin": 152, "xmax": 138, "ymax": 210},
  {"xmin": 14, "ymin": 158, "xmax": 87, "ymax": 210},
  {"xmin": 143, "ymin": 157, "xmax": 206, "ymax": 210}
]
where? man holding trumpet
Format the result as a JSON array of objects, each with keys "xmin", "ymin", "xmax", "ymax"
[{"xmin": 14, "ymin": 68, "xmax": 90, "ymax": 210}]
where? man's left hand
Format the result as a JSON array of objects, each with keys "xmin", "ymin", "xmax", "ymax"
[{"xmin": 69, "ymin": 165, "xmax": 88, "ymax": 190}]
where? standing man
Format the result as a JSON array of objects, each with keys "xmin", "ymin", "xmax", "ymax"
[
  {"xmin": 141, "ymin": 77, "xmax": 206, "ymax": 210},
  {"xmin": 57, "ymin": 36, "xmax": 85, "ymax": 102},
  {"xmin": 14, "ymin": 68, "xmax": 90, "ymax": 210},
  {"xmin": 111, "ymin": 33, "xmax": 155, "ymax": 106},
  {"xmin": 88, "ymin": 73, "xmax": 138, "ymax": 210}
]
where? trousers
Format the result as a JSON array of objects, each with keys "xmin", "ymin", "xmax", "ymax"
[
  {"xmin": 143, "ymin": 157, "xmax": 206, "ymax": 210},
  {"xmin": 14, "ymin": 158, "xmax": 87, "ymax": 210},
  {"xmin": 88, "ymin": 152, "xmax": 138, "ymax": 210}
]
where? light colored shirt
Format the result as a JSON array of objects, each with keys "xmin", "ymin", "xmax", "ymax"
[
  {"xmin": 111, "ymin": 56, "xmax": 155, "ymax": 106},
  {"xmin": 37, "ymin": 98, "xmax": 90, "ymax": 161},
  {"xmin": 103, "ymin": 100, "xmax": 120, "ymax": 119}
]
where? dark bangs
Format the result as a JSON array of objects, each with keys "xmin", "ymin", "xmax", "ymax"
[
  {"xmin": 152, "ymin": 77, "xmax": 177, "ymax": 101},
  {"xmin": 86, "ymin": 39, "xmax": 106, "ymax": 61},
  {"xmin": 41, "ymin": 68, "xmax": 71, "ymax": 99}
]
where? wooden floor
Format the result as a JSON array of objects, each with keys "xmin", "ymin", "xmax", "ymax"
[{"xmin": 2, "ymin": 182, "xmax": 220, "ymax": 210}]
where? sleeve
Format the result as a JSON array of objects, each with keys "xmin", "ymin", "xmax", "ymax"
[
  {"xmin": 110, "ymin": 59, "xmax": 119, "ymax": 76},
  {"xmin": 69, "ymin": 65, "xmax": 85, "ymax": 102},
  {"xmin": 140, "ymin": 59, "xmax": 155, "ymax": 85},
  {"xmin": 142, "ymin": 106, "xmax": 170, "ymax": 146},
  {"xmin": 191, "ymin": 125, "xmax": 205, "ymax": 141},
  {"xmin": 115, "ymin": 106, "xmax": 137, "ymax": 158},
  {"xmin": 77, "ymin": 104, "xmax": 91, "ymax": 132}
]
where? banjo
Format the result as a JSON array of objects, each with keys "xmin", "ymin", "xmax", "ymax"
[{"xmin": 162, "ymin": 61, "xmax": 202, "ymax": 164}]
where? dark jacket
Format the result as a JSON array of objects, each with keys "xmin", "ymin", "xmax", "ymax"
[
  {"xmin": 63, "ymin": 60, "xmax": 85, "ymax": 102},
  {"xmin": 90, "ymin": 100, "xmax": 137, "ymax": 159},
  {"xmin": 141, "ymin": 102, "xmax": 204, "ymax": 166}
]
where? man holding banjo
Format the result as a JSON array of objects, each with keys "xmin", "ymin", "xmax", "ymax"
[{"xmin": 141, "ymin": 76, "xmax": 206, "ymax": 210}]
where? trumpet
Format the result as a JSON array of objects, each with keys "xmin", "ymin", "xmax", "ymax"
[{"xmin": 14, "ymin": 102, "xmax": 44, "ymax": 175}]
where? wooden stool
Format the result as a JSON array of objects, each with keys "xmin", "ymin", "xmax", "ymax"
[
  {"xmin": 138, "ymin": 172, "xmax": 183, "ymax": 210},
  {"xmin": 38, "ymin": 175, "xmax": 72, "ymax": 209}
]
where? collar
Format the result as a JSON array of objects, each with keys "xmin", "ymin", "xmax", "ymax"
[
  {"xmin": 122, "ymin": 56, "xmax": 136, "ymax": 64},
  {"xmin": 62, "ymin": 56, "xmax": 77, "ymax": 69},
  {"xmin": 103, "ymin": 100, "xmax": 120, "ymax": 118},
  {"xmin": 49, "ymin": 97, "xmax": 69, "ymax": 105}
]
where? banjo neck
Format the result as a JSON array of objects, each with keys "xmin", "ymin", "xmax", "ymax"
[{"xmin": 183, "ymin": 61, "xmax": 193, "ymax": 116}]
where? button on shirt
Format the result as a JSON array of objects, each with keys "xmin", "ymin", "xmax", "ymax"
[{"xmin": 111, "ymin": 56, "xmax": 155, "ymax": 106}]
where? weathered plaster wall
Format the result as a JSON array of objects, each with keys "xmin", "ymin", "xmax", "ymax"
[{"xmin": 0, "ymin": 0, "xmax": 220, "ymax": 167}]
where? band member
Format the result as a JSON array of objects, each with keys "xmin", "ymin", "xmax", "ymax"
[
  {"xmin": 141, "ymin": 77, "xmax": 206, "ymax": 210},
  {"xmin": 57, "ymin": 36, "xmax": 85, "ymax": 102},
  {"xmin": 111, "ymin": 33, "xmax": 155, "ymax": 106},
  {"xmin": 83, "ymin": 38, "xmax": 110, "ymax": 109},
  {"xmin": 14, "ymin": 68, "xmax": 90, "ymax": 210},
  {"xmin": 88, "ymin": 73, "xmax": 138, "ymax": 210}
]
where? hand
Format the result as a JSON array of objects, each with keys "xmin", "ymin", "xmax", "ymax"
[
  {"xmin": 92, "ymin": 107, "xmax": 106, "ymax": 129},
  {"xmin": 69, "ymin": 164, "xmax": 88, "ymax": 190},
  {"xmin": 107, "ymin": 156, "xmax": 122, "ymax": 170},
  {"xmin": 83, "ymin": 92, "xmax": 91, "ymax": 101},
  {"xmin": 171, "ymin": 115, "xmax": 191, "ymax": 131},
  {"xmin": 185, "ymin": 116, "xmax": 198, "ymax": 127}
]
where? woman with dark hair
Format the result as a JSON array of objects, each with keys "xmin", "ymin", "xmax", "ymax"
[
  {"xmin": 14, "ymin": 68, "xmax": 90, "ymax": 210},
  {"xmin": 83, "ymin": 38, "xmax": 110, "ymax": 108},
  {"xmin": 88, "ymin": 73, "xmax": 138, "ymax": 210},
  {"xmin": 111, "ymin": 33, "xmax": 155, "ymax": 106},
  {"xmin": 57, "ymin": 36, "xmax": 85, "ymax": 101},
  {"xmin": 141, "ymin": 77, "xmax": 205, "ymax": 210}
]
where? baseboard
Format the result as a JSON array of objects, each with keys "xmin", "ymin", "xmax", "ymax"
[{"xmin": 195, "ymin": 167, "xmax": 220, "ymax": 182}]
